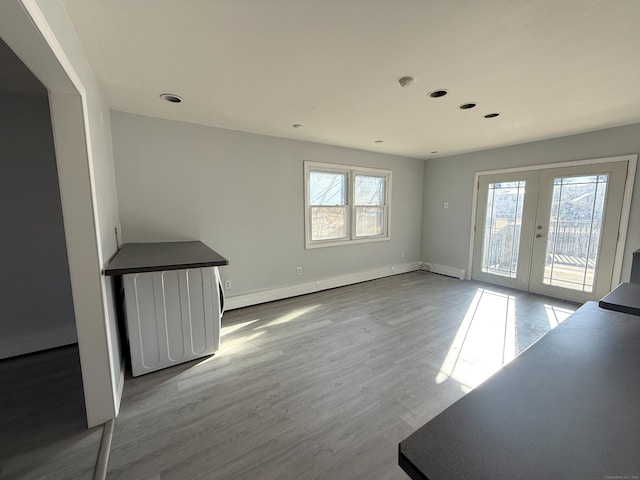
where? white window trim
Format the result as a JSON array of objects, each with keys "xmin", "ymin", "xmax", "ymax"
[{"xmin": 304, "ymin": 161, "xmax": 392, "ymax": 249}]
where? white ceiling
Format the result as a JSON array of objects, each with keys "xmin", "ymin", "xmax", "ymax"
[{"xmin": 62, "ymin": 0, "xmax": 640, "ymax": 160}]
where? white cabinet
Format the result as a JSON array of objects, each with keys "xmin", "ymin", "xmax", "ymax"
[{"xmin": 122, "ymin": 266, "xmax": 223, "ymax": 376}]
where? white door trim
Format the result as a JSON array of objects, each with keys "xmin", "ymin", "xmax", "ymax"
[{"xmin": 467, "ymin": 154, "xmax": 638, "ymax": 292}]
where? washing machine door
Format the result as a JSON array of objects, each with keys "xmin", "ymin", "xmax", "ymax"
[{"xmin": 214, "ymin": 266, "xmax": 225, "ymax": 318}]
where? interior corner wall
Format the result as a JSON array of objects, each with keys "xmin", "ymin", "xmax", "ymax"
[
  {"xmin": 0, "ymin": 92, "xmax": 76, "ymax": 359},
  {"xmin": 421, "ymin": 122, "xmax": 640, "ymax": 282},
  {"xmin": 110, "ymin": 111, "xmax": 424, "ymax": 299}
]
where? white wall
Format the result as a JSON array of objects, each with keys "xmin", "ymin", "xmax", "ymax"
[
  {"xmin": 422, "ymin": 122, "xmax": 640, "ymax": 282},
  {"xmin": 0, "ymin": 92, "xmax": 76, "ymax": 358},
  {"xmin": 111, "ymin": 111, "xmax": 424, "ymax": 300}
]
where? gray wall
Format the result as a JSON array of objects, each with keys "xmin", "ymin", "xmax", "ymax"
[
  {"xmin": 422, "ymin": 122, "xmax": 640, "ymax": 282},
  {"xmin": 0, "ymin": 92, "xmax": 76, "ymax": 358},
  {"xmin": 111, "ymin": 111, "xmax": 424, "ymax": 297}
]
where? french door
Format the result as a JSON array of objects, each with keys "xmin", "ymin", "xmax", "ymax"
[{"xmin": 472, "ymin": 161, "xmax": 627, "ymax": 303}]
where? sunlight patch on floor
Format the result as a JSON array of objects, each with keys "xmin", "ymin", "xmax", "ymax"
[
  {"xmin": 193, "ymin": 319, "xmax": 265, "ymax": 366},
  {"xmin": 544, "ymin": 304, "xmax": 574, "ymax": 329},
  {"xmin": 199, "ymin": 305, "xmax": 321, "ymax": 363},
  {"xmin": 257, "ymin": 305, "xmax": 320, "ymax": 328},
  {"xmin": 221, "ymin": 318, "xmax": 261, "ymax": 336},
  {"xmin": 436, "ymin": 288, "xmax": 517, "ymax": 392},
  {"xmin": 197, "ymin": 331, "xmax": 267, "ymax": 362}
]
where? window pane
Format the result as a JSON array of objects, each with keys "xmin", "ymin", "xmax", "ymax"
[
  {"xmin": 309, "ymin": 171, "xmax": 346, "ymax": 205},
  {"xmin": 481, "ymin": 181, "xmax": 526, "ymax": 278},
  {"xmin": 311, "ymin": 206, "xmax": 347, "ymax": 240},
  {"xmin": 543, "ymin": 174, "xmax": 608, "ymax": 292},
  {"xmin": 355, "ymin": 206, "xmax": 384, "ymax": 237},
  {"xmin": 354, "ymin": 175, "xmax": 384, "ymax": 205}
]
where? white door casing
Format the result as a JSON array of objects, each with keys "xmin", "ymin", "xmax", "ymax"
[{"xmin": 471, "ymin": 157, "xmax": 632, "ymax": 303}]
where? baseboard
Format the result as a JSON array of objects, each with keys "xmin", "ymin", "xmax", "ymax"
[
  {"xmin": 225, "ymin": 262, "xmax": 420, "ymax": 310},
  {"xmin": 420, "ymin": 262, "xmax": 466, "ymax": 280},
  {"xmin": 0, "ymin": 328, "xmax": 78, "ymax": 359}
]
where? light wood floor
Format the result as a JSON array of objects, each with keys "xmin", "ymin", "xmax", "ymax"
[
  {"xmin": 104, "ymin": 272, "xmax": 577, "ymax": 480},
  {"xmin": 0, "ymin": 345, "xmax": 102, "ymax": 480}
]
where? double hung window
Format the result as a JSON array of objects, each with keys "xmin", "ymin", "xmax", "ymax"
[{"xmin": 304, "ymin": 161, "xmax": 391, "ymax": 248}]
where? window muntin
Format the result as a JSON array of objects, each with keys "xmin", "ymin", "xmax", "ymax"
[{"xmin": 305, "ymin": 162, "xmax": 391, "ymax": 248}]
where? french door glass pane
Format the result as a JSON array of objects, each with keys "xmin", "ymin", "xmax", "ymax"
[
  {"xmin": 481, "ymin": 181, "xmax": 526, "ymax": 278},
  {"xmin": 310, "ymin": 206, "xmax": 347, "ymax": 240},
  {"xmin": 543, "ymin": 174, "xmax": 608, "ymax": 292},
  {"xmin": 355, "ymin": 206, "xmax": 384, "ymax": 237}
]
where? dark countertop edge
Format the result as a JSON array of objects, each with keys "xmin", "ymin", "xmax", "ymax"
[
  {"xmin": 102, "ymin": 241, "xmax": 229, "ymax": 276},
  {"xmin": 598, "ymin": 301, "xmax": 640, "ymax": 316},
  {"xmin": 104, "ymin": 259, "xmax": 228, "ymax": 276},
  {"xmin": 597, "ymin": 282, "xmax": 640, "ymax": 316},
  {"xmin": 398, "ymin": 446, "xmax": 429, "ymax": 480}
]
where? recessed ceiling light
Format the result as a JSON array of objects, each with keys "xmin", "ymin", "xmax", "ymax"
[
  {"xmin": 398, "ymin": 76, "xmax": 415, "ymax": 88},
  {"xmin": 484, "ymin": 113, "xmax": 500, "ymax": 118},
  {"xmin": 160, "ymin": 93, "xmax": 182, "ymax": 103},
  {"xmin": 292, "ymin": 124, "xmax": 304, "ymax": 129},
  {"xmin": 374, "ymin": 140, "xmax": 384, "ymax": 144},
  {"xmin": 459, "ymin": 103, "xmax": 477, "ymax": 110},
  {"xmin": 428, "ymin": 89, "xmax": 448, "ymax": 98}
]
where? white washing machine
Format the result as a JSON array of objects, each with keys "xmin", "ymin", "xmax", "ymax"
[{"xmin": 122, "ymin": 266, "xmax": 224, "ymax": 376}]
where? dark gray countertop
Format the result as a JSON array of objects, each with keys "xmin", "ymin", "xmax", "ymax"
[
  {"xmin": 399, "ymin": 301, "xmax": 640, "ymax": 480},
  {"xmin": 103, "ymin": 241, "xmax": 228, "ymax": 276},
  {"xmin": 599, "ymin": 282, "xmax": 640, "ymax": 316}
]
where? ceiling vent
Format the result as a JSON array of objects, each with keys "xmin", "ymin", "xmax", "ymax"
[
  {"xmin": 160, "ymin": 93, "xmax": 183, "ymax": 103},
  {"xmin": 428, "ymin": 89, "xmax": 448, "ymax": 98}
]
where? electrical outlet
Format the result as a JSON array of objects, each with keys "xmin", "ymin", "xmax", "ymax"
[
  {"xmin": 296, "ymin": 266, "xmax": 303, "ymax": 276},
  {"xmin": 444, "ymin": 202, "xmax": 449, "ymax": 209},
  {"xmin": 401, "ymin": 251, "xmax": 405, "ymax": 259},
  {"xmin": 224, "ymin": 281, "xmax": 232, "ymax": 289}
]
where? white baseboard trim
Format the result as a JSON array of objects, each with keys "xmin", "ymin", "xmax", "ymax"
[
  {"xmin": 420, "ymin": 262, "xmax": 466, "ymax": 280},
  {"xmin": 225, "ymin": 262, "xmax": 420, "ymax": 310}
]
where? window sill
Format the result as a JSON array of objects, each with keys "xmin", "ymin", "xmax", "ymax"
[{"xmin": 305, "ymin": 235, "xmax": 391, "ymax": 249}]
